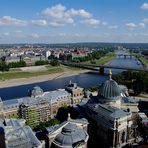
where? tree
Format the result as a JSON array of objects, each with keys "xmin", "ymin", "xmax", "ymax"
[
  {"xmin": 50, "ymin": 59, "xmax": 60, "ymax": 66},
  {"xmin": 35, "ymin": 60, "xmax": 49, "ymax": 66},
  {"xmin": 0, "ymin": 61, "xmax": 9, "ymax": 71},
  {"xmin": 34, "ymin": 118, "xmax": 60, "ymax": 131},
  {"xmin": 113, "ymin": 71, "xmax": 148, "ymax": 95},
  {"xmin": 56, "ymin": 106, "xmax": 69, "ymax": 122},
  {"xmin": 8, "ymin": 61, "xmax": 27, "ymax": 68},
  {"xmin": 48, "ymin": 119, "xmax": 60, "ymax": 126}
]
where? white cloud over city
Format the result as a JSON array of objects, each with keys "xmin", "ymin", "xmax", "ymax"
[
  {"xmin": 141, "ymin": 2, "xmax": 148, "ymax": 10},
  {"xmin": 0, "ymin": 2, "xmax": 148, "ymax": 43},
  {"xmin": 41, "ymin": 4, "xmax": 94, "ymax": 27},
  {"xmin": 126, "ymin": 22, "xmax": 145, "ymax": 30},
  {"xmin": 0, "ymin": 16, "xmax": 28, "ymax": 26}
]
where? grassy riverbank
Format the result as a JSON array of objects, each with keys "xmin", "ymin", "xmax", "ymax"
[
  {"xmin": 0, "ymin": 65, "xmax": 86, "ymax": 81},
  {"xmin": 0, "ymin": 67, "xmax": 64, "ymax": 80},
  {"xmin": 93, "ymin": 53, "xmax": 116, "ymax": 65},
  {"xmin": 139, "ymin": 57, "xmax": 148, "ymax": 67}
]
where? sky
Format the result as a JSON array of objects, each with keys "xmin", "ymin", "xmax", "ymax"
[{"xmin": 0, "ymin": 0, "xmax": 148, "ymax": 43}]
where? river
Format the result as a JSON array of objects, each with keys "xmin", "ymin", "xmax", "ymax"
[{"xmin": 0, "ymin": 55, "xmax": 144, "ymax": 101}]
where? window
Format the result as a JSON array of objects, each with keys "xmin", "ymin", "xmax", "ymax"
[{"xmin": 121, "ymin": 131, "xmax": 126, "ymax": 143}]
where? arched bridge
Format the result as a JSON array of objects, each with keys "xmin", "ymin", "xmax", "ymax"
[
  {"xmin": 117, "ymin": 54, "xmax": 134, "ymax": 59},
  {"xmin": 61, "ymin": 62, "xmax": 148, "ymax": 74}
]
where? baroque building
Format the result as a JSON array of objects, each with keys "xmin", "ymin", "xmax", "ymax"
[{"xmin": 84, "ymin": 70, "xmax": 140, "ymax": 148}]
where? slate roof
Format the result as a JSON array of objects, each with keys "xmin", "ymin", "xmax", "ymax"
[{"xmin": 53, "ymin": 123, "xmax": 88, "ymax": 147}]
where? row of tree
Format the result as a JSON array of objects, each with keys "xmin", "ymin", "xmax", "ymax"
[
  {"xmin": 113, "ymin": 71, "xmax": 148, "ymax": 95},
  {"xmin": 0, "ymin": 59, "xmax": 60, "ymax": 71},
  {"xmin": 71, "ymin": 50, "xmax": 108, "ymax": 63},
  {"xmin": 8, "ymin": 61, "xmax": 26, "ymax": 68},
  {"xmin": 48, "ymin": 50, "xmax": 111, "ymax": 63},
  {"xmin": 0, "ymin": 61, "xmax": 27, "ymax": 71}
]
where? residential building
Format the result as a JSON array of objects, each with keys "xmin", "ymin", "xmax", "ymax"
[
  {"xmin": 0, "ymin": 84, "xmax": 81, "ymax": 127},
  {"xmin": 65, "ymin": 81, "xmax": 84, "ymax": 104}
]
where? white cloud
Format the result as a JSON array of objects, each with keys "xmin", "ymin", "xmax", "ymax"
[
  {"xmin": 76, "ymin": 9, "xmax": 92, "ymax": 18},
  {"xmin": 108, "ymin": 25, "xmax": 118, "ymax": 29},
  {"xmin": 0, "ymin": 16, "xmax": 28, "ymax": 26},
  {"xmin": 31, "ymin": 20, "xmax": 48, "ymax": 26},
  {"xmin": 141, "ymin": 3, "xmax": 148, "ymax": 10},
  {"xmin": 143, "ymin": 18, "xmax": 148, "ymax": 23},
  {"xmin": 81, "ymin": 18, "xmax": 100, "ymax": 26},
  {"xmin": 138, "ymin": 22, "xmax": 145, "ymax": 28},
  {"xmin": 30, "ymin": 33, "xmax": 40, "ymax": 38},
  {"xmin": 49, "ymin": 22, "xmax": 65, "ymax": 27},
  {"xmin": 42, "ymin": 4, "xmax": 66, "ymax": 18},
  {"xmin": 3, "ymin": 32, "xmax": 9, "ymax": 36},
  {"xmin": 126, "ymin": 22, "xmax": 145, "ymax": 30},
  {"xmin": 126, "ymin": 23, "xmax": 137, "ymax": 30},
  {"xmin": 81, "ymin": 18, "xmax": 107, "ymax": 28},
  {"xmin": 41, "ymin": 4, "xmax": 92, "ymax": 27},
  {"xmin": 59, "ymin": 33, "xmax": 66, "ymax": 36},
  {"xmin": 102, "ymin": 21, "xmax": 108, "ymax": 26},
  {"xmin": 14, "ymin": 30, "xmax": 22, "ymax": 33}
]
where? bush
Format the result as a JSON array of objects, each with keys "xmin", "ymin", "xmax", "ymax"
[
  {"xmin": 0, "ymin": 61, "xmax": 9, "ymax": 71},
  {"xmin": 8, "ymin": 61, "xmax": 26, "ymax": 68},
  {"xmin": 34, "ymin": 119, "xmax": 60, "ymax": 131},
  {"xmin": 50, "ymin": 59, "xmax": 60, "ymax": 66},
  {"xmin": 35, "ymin": 60, "xmax": 49, "ymax": 66}
]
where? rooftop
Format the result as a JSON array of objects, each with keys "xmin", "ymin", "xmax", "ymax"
[
  {"xmin": 0, "ymin": 118, "xmax": 43, "ymax": 148},
  {"xmin": 2, "ymin": 88, "xmax": 71, "ymax": 109},
  {"xmin": 88, "ymin": 103, "xmax": 130, "ymax": 119}
]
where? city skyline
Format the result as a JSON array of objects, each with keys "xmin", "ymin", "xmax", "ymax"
[{"xmin": 0, "ymin": 0, "xmax": 148, "ymax": 43}]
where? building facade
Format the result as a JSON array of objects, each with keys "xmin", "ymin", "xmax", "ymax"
[
  {"xmin": 0, "ymin": 83, "xmax": 84, "ymax": 128},
  {"xmin": 85, "ymin": 74, "xmax": 141, "ymax": 148}
]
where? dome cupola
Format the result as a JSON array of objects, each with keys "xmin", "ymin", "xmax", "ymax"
[
  {"xmin": 98, "ymin": 69, "xmax": 122, "ymax": 108},
  {"xmin": 99, "ymin": 79, "xmax": 121, "ymax": 100},
  {"xmin": 53, "ymin": 123, "xmax": 88, "ymax": 147},
  {"xmin": 29, "ymin": 86, "xmax": 43, "ymax": 97}
]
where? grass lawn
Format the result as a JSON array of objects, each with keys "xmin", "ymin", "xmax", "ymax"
[
  {"xmin": 94, "ymin": 53, "xmax": 116, "ymax": 65},
  {"xmin": 139, "ymin": 57, "xmax": 148, "ymax": 67},
  {"xmin": 0, "ymin": 67, "xmax": 64, "ymax": 80}
]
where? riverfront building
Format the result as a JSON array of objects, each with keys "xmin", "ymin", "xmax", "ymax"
[
  {"xmin": 85, "ymin": 71, "xmax": 141, "ymax": 147},
  {"xmin": 0, "ymin": 82, "xmax": 84, "ymax": 127}
]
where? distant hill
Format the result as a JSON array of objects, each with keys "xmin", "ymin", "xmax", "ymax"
[{"xmin": 0, "ymin": 42, "xmax": 148, "ymax": 49}]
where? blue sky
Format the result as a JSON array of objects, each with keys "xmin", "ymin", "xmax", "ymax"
[{"xmin": 0, "ymin": 0, "xmax": 148, "ymax": 43}]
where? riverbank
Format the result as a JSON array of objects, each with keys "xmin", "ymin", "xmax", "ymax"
[
  {"xmin": 138, "ymin": 57, "xmax": 148, "ymax": 68},
  {"xmin": 0, "ymin": 68, "xmax": 90, "ymax": 88},
  {"xmin": 94, "ymin": 53, "xmax": 116, "ymax": 65}
]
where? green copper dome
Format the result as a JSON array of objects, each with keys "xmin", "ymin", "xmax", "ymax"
[{"xmin": 99, "ymin": 79, "xmax": 121, "ymax": 100}]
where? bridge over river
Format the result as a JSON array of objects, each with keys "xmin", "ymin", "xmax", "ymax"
[{"xmin": 61, "ymin": 62, "xmax": 148, "ymax": 74}]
